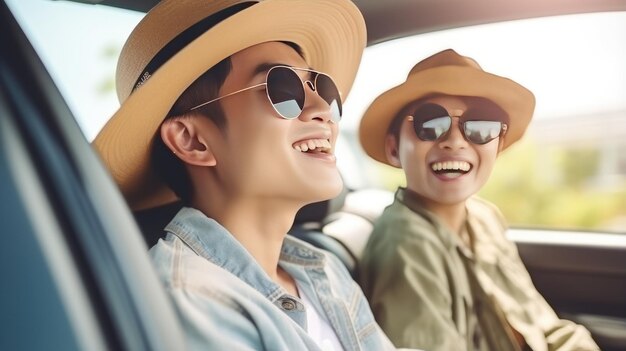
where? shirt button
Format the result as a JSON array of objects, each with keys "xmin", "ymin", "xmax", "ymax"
[{"xmin": 281, "ymin": 298, "xmax": 296, "ymax": 311}]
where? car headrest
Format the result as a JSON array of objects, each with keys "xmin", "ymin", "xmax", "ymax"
[
  {"xmin": 134, "ymin": 200, "xmax": 183, "ymax": 248},
  {"xmin": 289, "ymin": 187, "xmax": 394, "ymax": 278}
]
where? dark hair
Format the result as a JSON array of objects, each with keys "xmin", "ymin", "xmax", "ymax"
[
  {"xmin": 151, "ymin": 57, "xmax": 232, "ymax": 204},
  {"xmin": 387, "ymin": 105, "xmax": 410, "ymax": 145},
  {"xmin": 386, "ymin": 94, "xmax": 439, "ymax": 146},
  {"xmin": 151, "ymin": 42, "xmax": 304, "ymax": 205}
]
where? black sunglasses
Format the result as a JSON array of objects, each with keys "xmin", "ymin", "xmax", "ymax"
[
  {"xmin": 189, "ymin": 65, "xmax": 342, "ymax": 122},
  {"xmin": 411, "ymin": 103, "xmax": 508, "ymax": 145}
]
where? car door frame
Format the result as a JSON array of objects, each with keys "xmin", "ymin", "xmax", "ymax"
[
  {"xmin": 512, "ymin": 229, "xmax": 626, "ymax": 351},
  {"xmin": 1, "ymin": 2, "xmax": 185, "ymax": 350}
]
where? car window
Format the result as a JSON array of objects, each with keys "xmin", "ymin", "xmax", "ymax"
[
  {"xmin": 4, "ymin": 2, "xmax": 188, "ymax": 348},
  {"xmin": 6, "ymin": 0, "xmax": 142, "ymax": 140},
  {"xmin": 343, "ymin": 12, "xmax": 626, "ymax": 233},
  {"xmin": 8, "ymin": 0, "xmax": 625, "ymax": 234},
  {"xmin": 0, "ymin": 121, "xmax": 80, "ymax": 351}
]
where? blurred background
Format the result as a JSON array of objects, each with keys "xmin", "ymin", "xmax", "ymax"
[{"xmin": 8, "ymin": 0, "xmax": 626, "ymax": 233}]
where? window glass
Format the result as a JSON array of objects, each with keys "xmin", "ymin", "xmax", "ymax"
[
  {"xmin": 342, "ymin": 12, "xmax": 626, "ymax": 233},
  {"xmin": 8, "ymin": 0, "xmax": 626, "ymax": 233},
  {"xmin": 0, "ymin": 121, "xmax": 80, "ymax": 351},
  {"xmin": 6, "ymin": 0, "xmax": 142, "ymax": 140}
]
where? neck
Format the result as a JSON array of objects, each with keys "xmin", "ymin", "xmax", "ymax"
[
  {"xmin": 191, "ymin": 194, "xmax": 300, "ymax": 281},
  {"xmin": 416, "ymin": 195, "xmax": 467, "ymax": 235},
  {"xmin": 431, "ymin": 203, "xmax": 467, "ymax": 235}
]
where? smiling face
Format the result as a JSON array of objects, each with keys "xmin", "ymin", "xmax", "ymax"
[
  {"xmin": 200, "ymin": 41, "xmax": 343, "ymax": 204},
  {"xmin": 386, "ymin": 95, "xmax": 502, "ymax": 208}
]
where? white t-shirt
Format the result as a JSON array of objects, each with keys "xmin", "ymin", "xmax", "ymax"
[{"xmin": 297, "ymin": 284, "xmax": 344, "ymax": 351}]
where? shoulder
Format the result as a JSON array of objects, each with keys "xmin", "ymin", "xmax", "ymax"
[
  {"xmin": 149, "ymin": 233, "xmax": 246, "ymax": 295},
  {"xmin": 373, "ymin": 199, "xmax": 439, "ymax": 239},
  {"xmin": 366, "ymin": 199, "xmax": 447, "ymax": 257},
  {"xmin": 467, "ymin": 196, "xmax": 508, "ymax": 231},
  {"xmin": 363, "ymin": 216, "xmax": 450, "ymax": 279},
  {"xmin": 150, "ymin": 234, "xmax": 281, "ymax": 323},
  {"xmin": 466, "ymin": 196, "xmax": 520, "ymax": 258},
  {"xmin": 467, "ymin": 196, "xmax": 505, "ymax": 218}
]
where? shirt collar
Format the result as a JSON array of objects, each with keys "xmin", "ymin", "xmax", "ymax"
[
  {"xmin": 395, "ymin": 187, "xmax": 473, "ymax": 255},
  {"xmin": 164, "ymin": 207, "xmax": 326, "ymax": 300}
]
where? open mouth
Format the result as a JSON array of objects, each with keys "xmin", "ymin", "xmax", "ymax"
[
  {"xmin": 430, "ymin": 161, "xmax": 472, "ymax": 178},
  {"xmin": 292, "ymin": 138, "xmax": 332, "ymax": 154}
]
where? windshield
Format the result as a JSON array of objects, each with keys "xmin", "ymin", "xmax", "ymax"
[
  {"xmin": 342, "ymin": 12, "xmax": 626, "ymax": 232},
  {"xmin": 7, "ymin": 0, "xmax": 626, "ymax": 233}
]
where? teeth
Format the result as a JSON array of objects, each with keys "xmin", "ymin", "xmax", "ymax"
[
  {"xmin": 293, "ymin": 139, "xmax": 331, "ymax": 153},
  {"xmin": 431, "ymin": 161, "xmax": 471, "ymax": 172}
]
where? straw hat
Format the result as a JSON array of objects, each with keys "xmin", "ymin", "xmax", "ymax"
[
  {"xmin": 93, "ymin": 0, "xmax": 366, "ymax": 209},
  {"xmin": 359, "ymin": 49, "xmax": 535, "ymax": 166}
]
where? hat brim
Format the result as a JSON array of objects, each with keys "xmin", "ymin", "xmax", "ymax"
[
  {"xmin": 94, "ymin": 0, "xmax": 366, "ymax": 210},
  {"xmin": 359, "ymin": 65, "xmax": 535, "ymax": 166}
]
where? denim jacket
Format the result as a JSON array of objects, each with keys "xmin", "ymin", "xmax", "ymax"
[{"xmin": 149, "ymin": 207, "xmax": 399, "ymax": 351}]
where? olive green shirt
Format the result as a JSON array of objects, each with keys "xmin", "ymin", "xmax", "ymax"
[{"xmin": 358, "ymin": 188, "xmax": 599, "ymax": 351}]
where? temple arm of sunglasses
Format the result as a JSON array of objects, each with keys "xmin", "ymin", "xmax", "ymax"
[{"xmin": 189, "ymin": 83, "xmax": 267, "ymax": 111}]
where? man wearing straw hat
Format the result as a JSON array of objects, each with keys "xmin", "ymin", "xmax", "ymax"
[
  {"xmin": 94, "ymin": 1, "xmax": 403, "ymax": 350},
  {"xmin": 357, "ymin": 49, "xmax": 598, "ymax": 351}
]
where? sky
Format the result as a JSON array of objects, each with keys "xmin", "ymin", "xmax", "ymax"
[
  {"xmin": 7, "ymin": 0, "xmax": 142, "ymax": 140},
  {"xmin": 7, "ymin": 0, "xmax": 626, "ymax": 139},
  {"xmin": 344, "ymin": 11, "xmax": 626, "ymax": 130}
]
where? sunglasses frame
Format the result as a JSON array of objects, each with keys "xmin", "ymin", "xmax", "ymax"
[
  {"xmin": 188, "ymin": 65, "xmax": 342, "ymax": 121},
  {"xmin": 411, "ymin": 103, "xmax": 508, "ymax": 145}
]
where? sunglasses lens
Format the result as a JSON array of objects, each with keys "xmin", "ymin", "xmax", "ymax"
[
  {"xmin": 266, "ymin": 67, "xmax": 305, "ymax": 119},
  {"xmin": 464, "ymin": 121, "xmax": 503, "ymax": 144},
  {"xmin": 315, "ymin": 73, "xmax": 342, "ymax": 122},
  {"xmin": 420, "ymin": 117, "xmax": 452, "ymax": 141},
  {"xmin": 413, "ymin": 104, "xmax": 451, "ymax": 141}
]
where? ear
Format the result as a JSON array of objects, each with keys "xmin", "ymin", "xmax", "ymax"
[
  {"xmin": 160, "ymin": 118, "xmax": 217, "ymax": 167},
  {"xmin": 384, "ymin": 133, "xmax": 402, "ymax": 168}
]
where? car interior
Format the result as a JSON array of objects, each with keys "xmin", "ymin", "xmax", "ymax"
[{"xmin": 2, "ymin": 0, "xmax": 626, "ymax": 350}]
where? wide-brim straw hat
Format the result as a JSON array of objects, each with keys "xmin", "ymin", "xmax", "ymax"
[
  {"xmin": 359, "ymin": 49, "xmax": 535, "ymax": 166},
  {"xmin": 93, "ymin": 0, "xmax": 366, "ymax": 210}
]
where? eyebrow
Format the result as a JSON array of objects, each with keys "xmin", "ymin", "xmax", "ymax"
[
  {"xmin": 249, "ymin": 62, "xmax": 315, "ymax": 80},
  {"xmin": 251, "ymin": 62, "xmax": 289, "ymax": 77}
]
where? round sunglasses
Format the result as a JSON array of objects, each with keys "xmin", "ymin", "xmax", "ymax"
[
  {"xmin": 188, "ymin": 65, "xmax": 342, "ymax": 122},
  {"xmin": 411, "ymin": 103, "xmax": 508, "ymax": 145}
]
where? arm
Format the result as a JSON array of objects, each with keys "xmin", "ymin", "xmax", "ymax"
[
  {"xmin": 471, "ymin": 198, "xmax": 600, "ymax": 351},
  {"xmin": 502, "ymin": 244, "xmax": 600, "ymax": 351}
]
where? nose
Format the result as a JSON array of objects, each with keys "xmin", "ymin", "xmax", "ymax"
[
  {"xmin": 298, "ymin": 80, "xmax": 333, "ymax": 123},
  {"xmin": 305, "ymin": 80, "xmax": 315, "ymax": 91},
  {"xmin": 438, "ymin": 117, "xmax": 468, "ymax": 150}
]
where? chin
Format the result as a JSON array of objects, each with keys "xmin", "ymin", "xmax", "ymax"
[
  {"xmin": 305, "ymin": 174, "xmax": 343, "ymax": 203},
  {"xmin": 325, "ymin": 178, "xmax": 344, "ymax": 198}
]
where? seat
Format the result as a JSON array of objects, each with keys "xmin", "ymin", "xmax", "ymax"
[
  {"xmin": 134, "ymin": 200, "xmax": 183, "ymax": 248},
  {"xmin": 289, "ymin": 187, "xmax": 394, "ymax": 278}
]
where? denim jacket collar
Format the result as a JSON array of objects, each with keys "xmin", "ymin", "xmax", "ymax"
[
  {"xmin": 164, "ymin": 207, "xmax": 327, "ymax": 303},
  {"xmin": 156, "ymin": 207, "xmax": 395, "ymax": 350}
]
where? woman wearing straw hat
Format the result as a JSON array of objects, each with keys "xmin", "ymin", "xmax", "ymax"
[
  {"xmin": 93, "ymin": 1, "xmax": 404, "ymax": 350},
  {"xmin": 357, "ymin": 49, "xmax": 599, "ymax": 351}
]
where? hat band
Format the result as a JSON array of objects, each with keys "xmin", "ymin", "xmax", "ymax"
[{"xmin": 133, "ymin": 1, "xmax": 257, "ymax": 92}]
